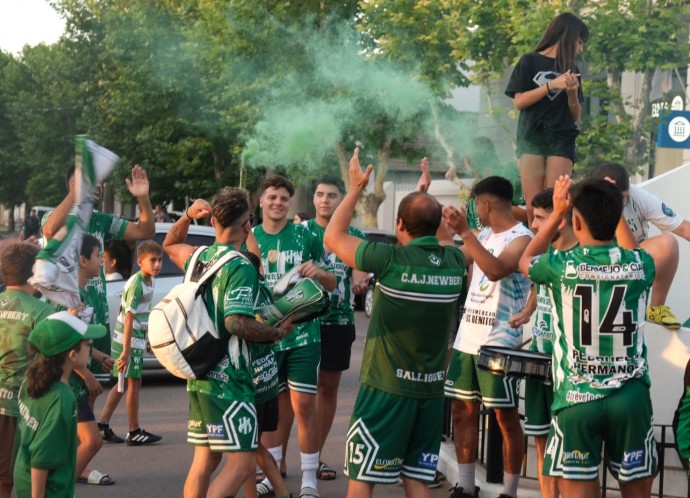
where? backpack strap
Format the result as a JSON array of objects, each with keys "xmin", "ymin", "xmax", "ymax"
[{"xmin": 183, "ymin": 246, "xmax": 209, "ymax": 282}]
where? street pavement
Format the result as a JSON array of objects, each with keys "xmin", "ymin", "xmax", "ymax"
[{"xmin": 77, "ymin": 311, "xmax": 453, "ymax": 498}]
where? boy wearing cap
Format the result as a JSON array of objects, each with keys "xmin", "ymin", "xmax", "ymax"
[
  {"xmin": 0, "ymin": 243, "xmax": 54, "ymax": 498},
  {"xmin": 13, "ymin": 311, "xmax": 107, "ymax": 498}
]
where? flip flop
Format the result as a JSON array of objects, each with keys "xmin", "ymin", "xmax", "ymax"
[
  {"xmin": 299, "ymin": 486, "xmax": 320, "ymax": 498},
  {"xmin": 317, "ymin": 461, "xmax": 336, "ymax": 480},
  {"xmin": 77, "ymin": 469, "xmax": 115, "ymax": 485}
]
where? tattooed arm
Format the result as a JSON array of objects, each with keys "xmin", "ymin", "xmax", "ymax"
[{"xmin": 224, "ymin": 314, "xmax": 294, "ymax": 343}]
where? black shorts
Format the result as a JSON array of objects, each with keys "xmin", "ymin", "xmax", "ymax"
[
  {"xmin": 0, "ymin": 415, "xmax": 17, "ymax": 484},
  {"xmin": 517, "ymin": 132, "xmax": 576, "ymax": 163},
  {"xmin": 77, "ymin": 397, "xmax": 95, "ymax": 423},
  {"xmin": 320, "ymin": 324, "xmax": 356, "ymax": 372},
  {"xmin": 256, "ymin": 396, "xmax": 279, "ymax": 433}
]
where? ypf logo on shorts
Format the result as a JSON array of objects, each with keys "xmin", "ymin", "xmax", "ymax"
[
  {"xmin": 206, "ymin": 424, "xmax": 226, "ymax": 439},
  {"xmin": 417, "ymin": 452, "xmax": 439, "ymax": 470},
  {"xmin": 622, "ymin": 449, "xmax": 644, "ymax": 469}
]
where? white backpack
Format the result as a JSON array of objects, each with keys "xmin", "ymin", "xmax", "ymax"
[{"xmin": 148, "ymin": 246, "xmax": 243, "ymax": 379}]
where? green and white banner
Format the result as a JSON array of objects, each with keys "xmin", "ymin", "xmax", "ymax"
[{"xmin": 29, "ymin": 136, "xmax": 118, "ymax": 309}]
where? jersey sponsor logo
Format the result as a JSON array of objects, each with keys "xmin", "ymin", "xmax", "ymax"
[
  {"xmin": 237, "ymin": 416, "xmax": 253, "ymax": 435},
  {"xmin": 229, "ymin": 287, "xmax": 253, "ymax": 302},
  {"xmin": 462, "ymin": 308, "xmax": 496, "ymax": 326},
  {"xmin": 532, "ymin": 320, "xmax": 552, "ymax": 341},
  {"xmin": 428, "ymin": 254, "xmax": 441, "ymax": 267},
  {"xmin": 662, "ymin": 203, "xmax": 675, "ymax": 217},
  {"xmin": 561, "ymin": 450, "xmax": 591, "ymax": 465},
  {"xmin": 567, "ymin": 262, "xmax": 645, "ymax": 281},
  {"xmin": 400, "ymin": 272, "xmax": 462, "ymax": 286},
  {"xmin": 417, "ymin": 452, "xmax": 439, "ymax": 469},
  {"xmin": 373, "ymin": 457, "xmax": 403, "ymax": 470},
  {"xmin": 188, "ymin": 419, "xmax": 203, "ymax": 430},
  {"xmin": 206, "ymin": 423, "xmax": 226, "ymax": 439},
  {"xmin": 396, "ymin": 369, "xmax": 444, "ymax": 383},
  {"xmin": 533, "ymin": 71, "xmax": 562, "ymax": 101},
  {"xmin": 0, "ymin": 388, "xmax": 15, "ymax": 400},
  {"xmin": 564, "ymin": 390, "xmax": 603, "ymax": 403},
  {"xmin": 622, "ymin": 449, "xmax": 644, "ymax": 469}
]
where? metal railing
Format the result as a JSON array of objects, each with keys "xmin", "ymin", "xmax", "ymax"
[{"xmin": 442, "ymin": 398, "xmax": 688, "ymax": 498}]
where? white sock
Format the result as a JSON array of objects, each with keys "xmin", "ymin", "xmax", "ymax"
[
  {"xmin": 457, "ymin": 462, "xmax": 475, "ymax": 493},
  {"xmin": 503, "ymin": 472, "xmax": 520, "ymax": 497},
  {"xmin": 300, "ymin": 451, "xmax": 319, "ymax": 490}
]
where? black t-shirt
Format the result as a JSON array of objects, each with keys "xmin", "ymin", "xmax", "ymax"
[
  {"xmin": 505, "ymin": 52, "xmax": 583, "ymax": 144},
  {"xmin": 22, "ymin": 215, "xmax": 39, "ymax": 238}
]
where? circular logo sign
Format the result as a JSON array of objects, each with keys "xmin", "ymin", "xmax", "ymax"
[{"xmin": 669, "ymin": 116, "xmax": 690, "ymax": 143}]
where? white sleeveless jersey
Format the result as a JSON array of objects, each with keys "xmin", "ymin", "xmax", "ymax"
[{"xmin": 454, "ymin": 223, "xmax": 533, "ymax": 354}]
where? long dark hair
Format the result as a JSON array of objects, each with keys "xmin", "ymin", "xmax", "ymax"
[
  {"xmin": 535, "ymin": 12, "xmax": 589, "ymax": 74},
  {"xmin": 26, "ymin": 342, "xmax": 81, "ymax": 399}
]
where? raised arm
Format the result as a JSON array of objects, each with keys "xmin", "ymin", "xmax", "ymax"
[
  {"xmin": 121, "ymin": 165, "xmax": 155, "ymax": 241},
  {"xmin": 324, "ymin": 147, "xmax": 372, "ymax": 270},
  {"xmin": 519, "ymin": 176, "xmax": 572, "ymax": 277},
  {"xmin": 162, "ymin": 199, "xmax": 212, "ymax": 270}
]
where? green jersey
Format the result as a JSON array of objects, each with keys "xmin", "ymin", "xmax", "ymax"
[
  {"xmin": 14, "ymin": 380, "xmax": 77, "ymax": 498},
  {"xmin": 186, "ymin": 244, "xmax": 256, "ymax": 402},
  {"xmin": 0, "ymin": 290, "xmax": 53, "ymax": 417},
  {"xmin": 249, "ymin": 279, "xmax": 279, "ymax": 403},
  {"xmin": 355, "ymin": 236, "xmax": 466, "ymax": 398},
  {"xmin": 306, "ymin": 219, "xmax": 365, "ymax": 326},
  {"xmin": 253, "ymin": 222, "xmax": 332, "ymax": 351},
  {"xmin": 529, "ymin": 243, "xmax": 655, "ymax": 414},
  {"xmin": 113, "ymin": 271, "xmax": 154, "ymax": 354}
]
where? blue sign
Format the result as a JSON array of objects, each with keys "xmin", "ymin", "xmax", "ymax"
[{"xmin": 658, "ymin": 110, "xmax": 690, "ymax": 149}]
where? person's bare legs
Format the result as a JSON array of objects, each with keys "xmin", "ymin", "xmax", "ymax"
[
  {"xmin": 183, "ymin": 446, "xmax": 222, "ymax": 498},
  {"xmin": 262, "ymin": 391, "xmax": 293, "ymax": 474},
  {"xmin": 640, "ymin": 235, "xmax": 679, "ymax": 307},
  {"xmin": 346, "ymin": 479, "xmax": 374, "ymax": 498},
  {"xmin": 494, "ymin": 407, "xmax": 524, "ymax": 474},
  {"xmin": 291, "ymin": 389, "xmax": 319, "ymax": 489},
  {"xmin": 242, "ymin": 441, "xmax": 290, "ymax": 497},
  {"xmin": 207, "ymin": 451, "xmax": 256, "ymax": 498},
  {"xmin": 99, "ymin": 386, "xmax": 124, "ymax": 425},
  {"xmin": 619, "ymin": 476, "xmax": 654, "ymax": 498},
  {"xmin": 403, "ymin": 478, "xmax": 433, "ymax": 498},
  {"xmin": 519, "ymin": 154, "xmax": 546, "ymax": 225},
  {"xmin": 76, "ymin": 420, "xmax": 104, "ymax": 481},
  {"xmin": 451, "ymin": 399, "xmax": 480, "ymax": 463},
  {"xmin": 544, "ymin": 156, "xmax": 573, "ymax": 188},
  {"xmin": 126, "ymin": 377, "xmax": 142, "ymax": 430},
  {"xmin": 557, "ymin": 478, "xmax": 600, "ymax": 498},
  {"xmin": 316, "ymin": 370, "xmax": 342, "ymax": 454},
  {"xmin": 535, "ymin": 436, "xmax": 559, "ymax": 498}
]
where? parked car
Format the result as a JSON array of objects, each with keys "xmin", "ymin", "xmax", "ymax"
[
  {"xmin": 353, "ymin": 229, "xmax": 398, "ymax": 318},
  {"xmin": 106, "ymin": 223, "xmax": 216, "ymax": 369}
]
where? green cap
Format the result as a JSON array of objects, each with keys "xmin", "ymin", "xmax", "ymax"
[{"xmin": 29, "ymin": 311, "xmax": 107, "ymax": 357}]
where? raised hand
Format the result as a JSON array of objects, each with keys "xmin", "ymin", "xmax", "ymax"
[
  {"xmin": 124, "ymin": 164, "xmax": 150, "ymax": 198},
  {"xmin": 442, "ymin": 205, "xmax": 470, "ymax": 236},
  {"xmin": 552, "ymin": 175, "xmax": 573, "ymax": 218},
  {"xmin": 349, "ymin": 147, "xmax": 373, "ymax": 191},
  {"xmin": 416, "ymin": 157, "xmax": 431, "ymax": 193},
  {"xmin": 187, "ymin": 198, "xmax": 212, "ymax": 220}
]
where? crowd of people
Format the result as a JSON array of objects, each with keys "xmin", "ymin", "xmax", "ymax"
[{"xmin": 0, "ymin": 9, "xmax": 688, "ymax": 498}]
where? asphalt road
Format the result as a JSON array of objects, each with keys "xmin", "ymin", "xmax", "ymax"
[{"xmin": 77, "ymin": 311, "xmax": 452, "ymax": 498}]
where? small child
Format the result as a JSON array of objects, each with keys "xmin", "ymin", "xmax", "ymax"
[
  {"xmin": 13, "ymin": 311, "xmax": 107, "ymax": 498},
  {"xmin": 98, "ymin": 240, "xmax": 163, "ymax": 445},
  {"xmin": 0, "ymin": 243, "xmax": 54, "ymax": 498}
]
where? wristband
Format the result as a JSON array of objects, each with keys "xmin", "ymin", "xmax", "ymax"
[
  {"xmin": 185, "ymin": 207, "xmax": 192, "ymax": 220},
  {"xmin": 546, "ymin": 82, "xmax": 551, "ymax": 93}
]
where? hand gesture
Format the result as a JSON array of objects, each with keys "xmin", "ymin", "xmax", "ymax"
[
  {"xmin": 299, "ymin": 261, "xmax": 321, "ymax": 279},
  {"xmin": 565, "ymin": 72, "xmax": 580, "ymax": 93},
  {"xmin": 187, "ymin": 198, "xmax": 212, "ymax": 220},
  {"xmin": 125, "ymin": 165, "xmax": 150, "ymax": 198},
  {"xmin": 416, "ymin": 157, "xmax": 431, "ymax": 193},
  {"xmin": 442, "ymin": 205, "xmax": 470, "ymax": 236},
  {"xmin": 349, "ymin": 147, "xmax": 373, "ymax": 192},
  {"xmin": 117, "ymin": 350, "xmax": 130, "ymax": 373},
  {"xmin": 552, "ymin": 175, "xmax": 573, "ymax": 218}
]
